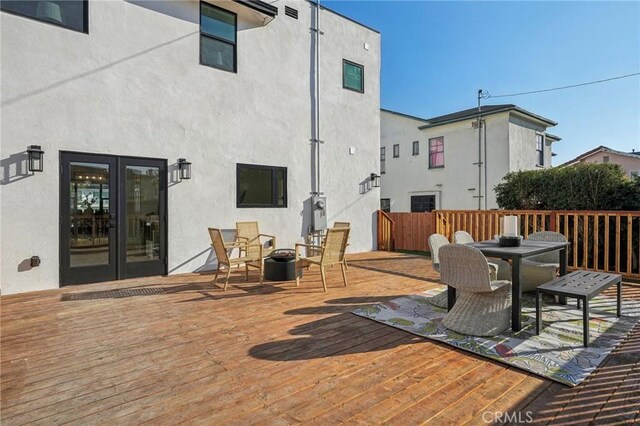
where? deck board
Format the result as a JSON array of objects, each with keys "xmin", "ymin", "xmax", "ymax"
[{"xmin": 1, "ymin": 251, "xmax": 638, "ymax": 425}]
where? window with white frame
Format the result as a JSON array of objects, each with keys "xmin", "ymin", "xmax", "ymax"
[
  {"xmin": 536, "ymin": 134, "xmax": 544, "ymax": 166},
  {"xmin": 429, "ymin": 137, "xmax": 444, "ymax": 168}
]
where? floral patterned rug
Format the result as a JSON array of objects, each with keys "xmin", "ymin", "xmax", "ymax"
[{"xmin": 352, "ymin": 287, "xmax": 640, "ymax": 387}]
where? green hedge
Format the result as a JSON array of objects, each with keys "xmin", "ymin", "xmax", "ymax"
[{"xmin": 494, "ymin": 163, "xmax": 640, "ymax": 210}]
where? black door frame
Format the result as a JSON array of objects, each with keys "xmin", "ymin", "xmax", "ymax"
[
  {"xmin": 60, "ymin": 151, "xmax": 168, "ymax": 286},
  {"xmin": 60, "ymin": 152, "xmax": 118, "ymax": 285},
  {"xmin": 119, "ymin": 156, "xmax": 168, "ymax": 280}
]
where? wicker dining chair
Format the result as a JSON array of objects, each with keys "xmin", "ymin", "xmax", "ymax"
[
  {"xmin": 236, "ymin": 221, "xmax": 276, "ymax": 258},
  {"xmin": 439, "ymin": 244, "xmax": 512, "ymax": 336},
  {"xmin": 427, "ymin": 233, "xmax": 451, "ymax": 308},
  {"xmin": 453, "ymin": 230, "xmax": 512, "ymax": 281},
  {"xmin": 521, "ymin": 231, "xmax": 566, "ymax": 292},
  {"xmin": 208, "ymin": 228, "xmax": 263, "ymax": 291},
  {"xmin": 295, "ymin": 227, "xmax": 350, "ymax": 292}
]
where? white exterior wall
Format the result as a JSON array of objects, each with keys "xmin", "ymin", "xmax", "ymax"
[
  {"xmin": 379, "ymin": 112, "xmax": 429, "ymax": 212},
  {"xmin": 380, "ymin": 110, "xmax": 556, "ymax": 211},
  {"xmin": 0, "ymin": 0, "xmax": 381, "ymax": 294},
  {"xmin": 508, "ymin": 114, "xmax": 552, "ymax": 171}
]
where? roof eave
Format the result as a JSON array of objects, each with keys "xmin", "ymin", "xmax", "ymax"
[{"xmin": 233, "ymin": 0, "xmax": 278, "ymax": 18}]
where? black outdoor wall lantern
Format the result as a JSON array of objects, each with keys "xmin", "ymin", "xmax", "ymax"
[
  {"xmin": 27, "ymin": 145, "xmax": 44, "ymax": 172},
  {"xmin": 178, "ymin": 158, "xmax": 192, "ymax": 180},
  {"xmin": 370, "ymin": 173, "xmax": 381, "ymax": 188}
]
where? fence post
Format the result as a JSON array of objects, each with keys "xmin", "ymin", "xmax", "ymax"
[{"xmin": 550, "ymin": 211, "xmax": 557, "ymax": 232}]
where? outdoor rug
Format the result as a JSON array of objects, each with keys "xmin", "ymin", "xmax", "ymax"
[{"xmin": 352, "ymin": 287, "xmax": 640, "ymax": 386}]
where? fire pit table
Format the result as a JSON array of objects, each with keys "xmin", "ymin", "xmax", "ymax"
[{"xmin": 264, "ymin": 249, "xmax": 302, "ymax": 281}]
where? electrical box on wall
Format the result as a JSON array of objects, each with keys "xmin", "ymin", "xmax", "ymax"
[{"xmin": 311, "ymin": 196, "xmax": 327, "ymax": 232}]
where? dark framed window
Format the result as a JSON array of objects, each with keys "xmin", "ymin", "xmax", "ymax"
[
  {"xmin": 412, "ymin": 141, "xmax": 419, "ymax": 156},
  {"xmin": 380, "ymin": 198, "xmax": 391, "ymax": 213},
  {"xmin": 411, "ymin": 195, "xmax": 436, "ymax": 212},
  {"xmin": 1, "ymin": 0, "xmax": 88, "ymax": 33},
  {"xmin": 536, "ymin": 134, "xmax": 544, "ymax": 166},
  {"xmin": 237, "ymin": 164, "xmax": 287, "ymax": 208},
  {"xmin": 200, "ymin": 2, "xmax": 236, "ymax": 73},
  {"xmin": 429, "ymin": 137, "xmax": 444, "ymax": 168},
  {"xmin": 343, "ymin": 59, "xmax": 364, "ymax": 93},
  {"xmin": 393, "ymin": 144, "xmax": 399, "ymax": 158},
  {"xmin": 603, "ymin": 155, "xmax": 610, "ymax": 164},
  {"xmin": 380, "ymin": 147, "xmax": 386, "ymax": 174}
]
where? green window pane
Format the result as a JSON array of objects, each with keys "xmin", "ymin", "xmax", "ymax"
[
  {"xmin": 201, "ymin": 36, "xmax": 235, "ymax": 72},
  {"xmin": 238, "ymin": 167, "xmax": 273, "ymax": 206},
  {"xmin": 343, "ymin": 60, "xmax": 364, "ymax": 92},
  {"xmin": 201, "ymin": 3, "xmax": 235, "ymax": 42},
  {"xmin": 276, "ymin": 169, "xmax": 286, "ymax": 207}
]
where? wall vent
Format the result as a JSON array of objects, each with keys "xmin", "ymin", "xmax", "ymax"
[{"xmin": 285, "ymin": 6, "xmax": 298, "ymax": 19}]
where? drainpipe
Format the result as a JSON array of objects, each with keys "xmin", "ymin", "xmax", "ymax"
[
  {"xmin": 477, "ymin": 90, "xmax": 482, "ymax": 210},
  {"xmin": 484, "ymin": 120, "xmax": 488, "ymax": 210},
  {"xmin": 311, "ymin": 0, "xmax": 322, "ymax": 196}
]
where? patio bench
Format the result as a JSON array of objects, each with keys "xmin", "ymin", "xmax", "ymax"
[{"xmin": 535, "ymin": 270, "xmax": 622, "ymax": 347}]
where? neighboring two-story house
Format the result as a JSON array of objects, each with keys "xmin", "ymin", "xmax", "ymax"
[
  {"xmin": 560, "ymin": 146, "xmax": 640, "ymax": 178},
  {"xmin": 380, "ymin": 105, "xmax": 559, "ymax": 212},
  {"xmin": 1, "ymin": 0, "xmax": 381, "ymax": 294}
]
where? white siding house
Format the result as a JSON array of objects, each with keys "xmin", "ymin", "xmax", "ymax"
[
  {"xmin": 1, "ymin": 0, "xmax": 381, "ymax": 294},
  {"xmin": 380, "ymin": 105, "xmax": 559, "ymax": 212}
]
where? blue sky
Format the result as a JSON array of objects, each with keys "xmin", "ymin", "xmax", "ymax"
[{"xmin": 324, "ymin": 0, "xmax": 640, "ymax": 164}]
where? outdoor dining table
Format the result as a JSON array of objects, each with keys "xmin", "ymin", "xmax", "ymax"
[{"xmin": 447, "ymin": 239, "xmax": 570, "ymax": 332}]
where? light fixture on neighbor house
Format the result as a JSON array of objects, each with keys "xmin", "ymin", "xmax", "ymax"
[
  {"xmin": 177, "ymin": 158, "xmax": 192, "ymax": 180},
  {"xmin": 27, "ymin": 145, "xmax": 44, "ymax": 172},
  {"xmin": 370, "ymin": 173, "xmax": 381, "ymax": 188}
]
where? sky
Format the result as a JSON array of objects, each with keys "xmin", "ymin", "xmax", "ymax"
[{"xmin": 323, "ymin": 0, "xmax": 640, "ymax": 165}]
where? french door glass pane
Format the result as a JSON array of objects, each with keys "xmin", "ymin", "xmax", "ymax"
[
  {"xmin": 69, "ymin": 162, "xmax": 110, "ymax": 267},
  {"xmin": 126, "ymin": 166, "xmax": 160, "ymax": 263}
]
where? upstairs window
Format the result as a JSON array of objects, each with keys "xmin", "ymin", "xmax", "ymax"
[
  {"xmin": 393, "ymin": 144, "xmax": 400, "ymax": 158},
  {"xmin": 412, "ymin": 141, "xmax": 419, "ymax": 156},
  {"xmin": 237, "ymin": 164, "xmax": 287, "ymax": 208},
  {"xmin": 200, "ymin": 2, "xmax": 236, "ymax": 73},
  {"xmin": 1, "ymin": 0, "xmax": 88, "ymax": 33},
  {"xmin": 380, "ymin": 198, "xmax": 391, "ymax": 213},
  {"xmin": 603, "ymin": 155, "xmax": 610, "ymax": 163},
  {"xmin": 343, "ymin": 59, "xmax": 364, "ymax": 93},
  {"xmin": 380, "ymin": 147, "xmax": 386, "ymax": 174},
  {"xmin": 536, "ymin": 134, "xmax": 544, "ymax": 166},
  {"xmin": 429, "ymin": 137, "xmax": 444, "ymax": 168}
]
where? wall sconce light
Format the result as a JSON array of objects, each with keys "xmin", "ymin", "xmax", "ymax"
[
  {"xmin": 27, "ymin": 145, "xmax": 44, "ymax": 172},
  {"xmin": 177, "ymin": 158, "xmax": 191, "ymax": 180},
  {"xmin": 370, "ymin": 173, "xmax": 381, "ymax": 188}
]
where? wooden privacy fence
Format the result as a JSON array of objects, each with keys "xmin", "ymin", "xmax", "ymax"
[
  {"xmin": 435, "ymin": 210, "xmax": 640, "ymax": 280},
  {"xmin": 376, "ymin": 209, "xmax": 640, "ymax": 280}
]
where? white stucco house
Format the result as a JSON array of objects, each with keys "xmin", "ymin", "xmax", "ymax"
[
  {"xmin": 380, "ymin": 105, "xmax": 559, "ymax": 212},
  {"xmin": 560, "ymin": 145, "xmax": 640, "ymax": 178},
  {"xmin": 0, "ymin": 0, "xmax": 381, "ymax": 294}
]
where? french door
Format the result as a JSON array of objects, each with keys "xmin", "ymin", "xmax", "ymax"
[{"xmin": 60, "ymin": 152, "xmax": 167, "ymax": 285}]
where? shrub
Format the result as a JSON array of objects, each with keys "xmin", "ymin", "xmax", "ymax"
[{"xmin": 494, "ymin": 163, "xmax": 640, "ymax": 211}]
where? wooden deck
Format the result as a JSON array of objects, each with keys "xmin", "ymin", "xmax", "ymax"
[{"xmin": 1, "ymin": 252, "xmax": 639, "ymax": 425}]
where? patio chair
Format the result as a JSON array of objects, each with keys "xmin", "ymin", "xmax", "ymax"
[
  {"xmin": 236, "ymin": 221, "xmax": 276, "ymax": 258},
  {"xmin": 208, "ymin": 228, "xmax": 263, "ymax": 291},
  {"xmin": 453, "ymin": 230, "xmax": 512, "ymax": 281},
  {"xmin": 521, "ymin": 231, "xmax": 566, "ymax": 292},
  {"xmin": 427, "ymin": 233, "xmax": 451, "ymax": 308},
  {"xmin": 333, "ymin": 221, "xmax": 351, "ymax": 270},
  {"xmin": 295, "ymin": 227, "xmax": 350, "ymax": 292},
  {"xmin": 439, "ymin": 244, "xmax": 512, "ymax": 336}
]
